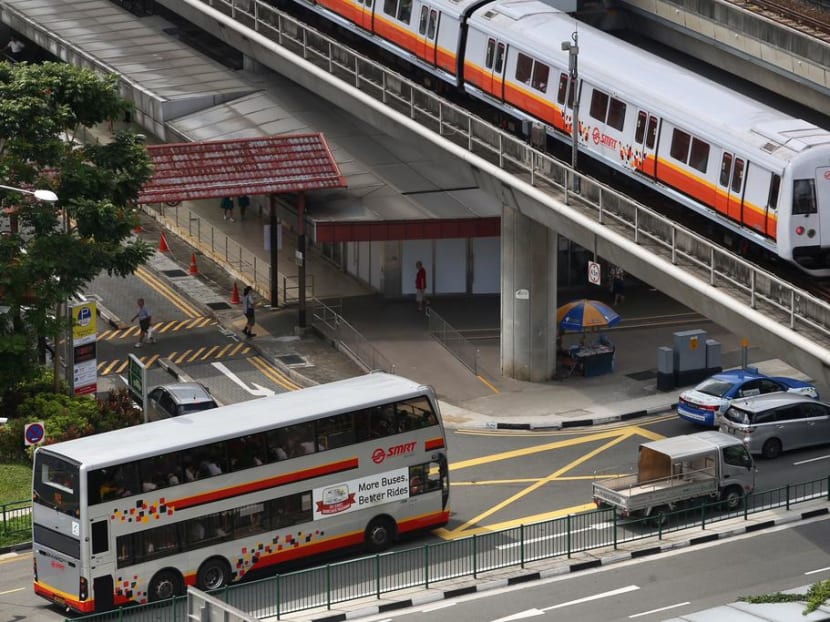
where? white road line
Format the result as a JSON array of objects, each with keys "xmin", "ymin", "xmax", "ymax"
[
  {"xmin": 793, "ymin": 454, "xmax": 830, "ymax": 465},
  {"xmin": 495, "ymin": 524, "xmax": 611, "ymax": 550},
  {"xmin": 805, "ymin": 566, "xmax": 830, "ymax": 575},
  {"xmin": 490, "ymin": 609, "xmax": 545, "ymax": 622},
  {"xmin": 0, "ymin": 587, "xmax": 25, "ymax": 595},
  {"xmin": 421, "ymin": 602, "xmax": 457, "ymax": 612},
  {"xmin": 629, "ymin": 602, "xmax": 690, "ymax": 618},
  {"xmin": 542, "ymin": 585, "xmax": 640, "ymax": 611},
  {"xmin": 211, "ymin": 361, "xmax": 275, "ymax": 396}
]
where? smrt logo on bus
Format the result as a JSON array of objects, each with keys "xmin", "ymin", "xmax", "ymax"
[{"xmin": 371, "ymin": 441, "xmax": 417, "ymax": 464}]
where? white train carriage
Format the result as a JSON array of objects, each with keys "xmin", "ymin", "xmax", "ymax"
[
  {"xmin": 292, "ymin": 0, "xmax": 489, "ymax": 86},
  {"xmin": 462, "ymin": 0, "xmax": 830, "ymax": 274}
]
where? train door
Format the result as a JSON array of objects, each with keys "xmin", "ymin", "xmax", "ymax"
[
  {"xmin": 482, "ymin": 37, "xmax": 506, "ymax": 99},
  {"xmin": 816, "ymin": 167, "xmax": 830, "ymax": 243},
  {"xmin": 717, "ymin": 153, "xmax": 745, "ymax": 221},
  {"xmin": 633, "ymin": 110, "xmax": 659, "ymax": 178},
  {"xmin": 415, "ymin": 6, "xmax": 439, "ymax": 65},
  {"xmin": 359, "ymin": 0, "xmax": 374, "ymax": 31},
  {"xmin": 743, "ymin": 165, "xmax": 777, "ymax": 238}
]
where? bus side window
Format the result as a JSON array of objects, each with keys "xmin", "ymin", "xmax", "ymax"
[{"xmin": 317, "ymin": 413, "xmax": 355, "ymax": 450}]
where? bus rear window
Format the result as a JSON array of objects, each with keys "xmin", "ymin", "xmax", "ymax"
[{"xmin": 33, "ymin": 452, "xmax": 80, "ymax": 517}]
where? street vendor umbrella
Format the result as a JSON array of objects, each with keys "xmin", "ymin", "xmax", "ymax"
[{"xmin": 556, "ymin": 299, "xmax": 621, "ymax": 332}]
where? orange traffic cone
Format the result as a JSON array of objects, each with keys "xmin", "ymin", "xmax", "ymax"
[
  {"xmin": 159, "ymin": 232, "xmax": 170, "ymax": 252},
  {"xmin": 189, "ymin": 253, "xmax": 198, "ymax": 275},
  {"xmin": 230, "ymin": 282, "xmax": 241, "ymax": 305}
]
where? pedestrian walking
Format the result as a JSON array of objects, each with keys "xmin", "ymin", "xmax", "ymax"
[
  {"xmin": 611, "ymin": 266, "xmax": 625, "ymax": 305},
  {"xmin": 3, "ymin": 37, "xmax": 25, "ymax": 62},
  {"xmin": 220, "ymin": 196, "xmax": 235, "ymax": 222},
  {"xmin": 415, "ymin": 260, "xmax": 427, "ymax": 311},
  {"xmin": 237, "ymin": 195, "xmax": 250, "ymax": 221},
  {"xmin": 242, "ymin": 286, "xmax": 256, "ymax": 337},
  {"xmin": 130, "ymin": 298, "xmax": 155, "ymax": 347}
]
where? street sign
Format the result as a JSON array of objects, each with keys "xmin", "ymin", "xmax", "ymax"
[
  {"xmin": 127, "ymin": 354, "xmax": 149, "ymax": 422},
  {"xmin": 24, "ymin": 421, "xmax": 45, "ymax": 446},
  {"xmin": 588, "ymin": 261, "xmax": 601, "ymax": 286}
]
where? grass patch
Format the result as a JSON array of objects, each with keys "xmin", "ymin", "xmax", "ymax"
[{"xmin": 0, "ymin": 462, "xmax": 32, "ymax": 504}]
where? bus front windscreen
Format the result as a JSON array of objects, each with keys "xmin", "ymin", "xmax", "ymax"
[{"xmin": 33, "ymin": 451, "xmax": 80, "ymax": 517}]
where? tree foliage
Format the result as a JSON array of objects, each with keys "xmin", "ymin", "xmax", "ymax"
[{"xmin": 0, "ymin": 62, "xmax": 153, "ymax": 391}]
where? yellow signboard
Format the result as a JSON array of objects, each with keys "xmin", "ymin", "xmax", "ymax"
[{"xmin": 71, "ymin": 301, "xmax": 97, "ymax": 344}]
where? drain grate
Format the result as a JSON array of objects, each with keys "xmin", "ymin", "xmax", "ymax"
[
  {"xmin": 162, "ymin": 269, "xmax": 188, "ymax": 278},
  {"xmin": 276, "ymin": 354, "xmax": 307, "ymax": 367},
  {"xmin": 626, "ymin": 370, "xmax": 658, "ymax": 381},
  {"xmin": 206, "ymin": 302, "xmax": 232, "ymax": 310}
]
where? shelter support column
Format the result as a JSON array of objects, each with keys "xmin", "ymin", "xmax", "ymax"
[
  {"xmin": 269, "ymin": 194, "xmax": 279, "ymax": 308},
  {"xmin": 501, "ymin": 204, "xmax": 558, "ymax": 381}
]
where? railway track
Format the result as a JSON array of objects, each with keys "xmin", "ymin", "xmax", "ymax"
[{"xmin": 734, "ymin": 0, "xmax": 830, "ymax": 41}]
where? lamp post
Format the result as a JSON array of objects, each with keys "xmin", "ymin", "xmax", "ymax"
[
  {"xmin": 561, "ymin": 31, "xmax": 580, "ymax": 193},
  {"xmin": 0, "ymin": 184, "xmax": 59, "ymax": 203}
]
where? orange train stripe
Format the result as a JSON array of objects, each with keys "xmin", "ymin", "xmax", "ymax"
[{"xmin": 169, "ymin": 458, "xmax": 360, "ymax": 510}]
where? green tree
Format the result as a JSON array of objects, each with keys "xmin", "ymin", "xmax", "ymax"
[{"xmin": 0, "ymin": 62, "xmax": 153, "ymax": 392}]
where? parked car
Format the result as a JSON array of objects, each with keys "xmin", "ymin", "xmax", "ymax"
[
  {"xmin": 676, "ymin": 368, "xmax": 819, "ymax": 427},
  {"xmin": 719, "ymin": 393, "xmax": 830, "ymax": 458},
  {"xmin": 146, "ymin": 382, "xmax": 218, "ymax": 421}
]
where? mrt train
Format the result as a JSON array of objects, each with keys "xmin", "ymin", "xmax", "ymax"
[{"xmin": 289, "ymin": 0, "xmax": 830, "ymax": 274}]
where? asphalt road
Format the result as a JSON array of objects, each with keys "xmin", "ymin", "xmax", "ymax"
[{"xmin": 353, "ymin": 517, "xmax": 830, "ymax": 622}]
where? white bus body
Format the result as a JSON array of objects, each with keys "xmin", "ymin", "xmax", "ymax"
[{"xmin": 32, "ymin": 373, "xmax": 450, "ymax": 613}]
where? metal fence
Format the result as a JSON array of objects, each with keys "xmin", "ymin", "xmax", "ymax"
[
  {"xmin": 191, "ymin": 0, "xmax": 830, "ymax": 355},
  {"xmin": 426, "ymin": 306, "xmax": 483, "ymax": 376},
  {"xmin": 1, "ymin": 500, "xmax": 30, "ymax": 537},
  {"xmin": 66, "ymin": 476, "xmax": 829, "ymax": 622},
  {"xmin": 309, "ymin": 298, "xmax": 396, "ymax": 374}
]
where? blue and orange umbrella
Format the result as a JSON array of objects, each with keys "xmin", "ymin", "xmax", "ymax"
[{"xmin": 556, "ymin": 299, "xmax": 621, "ymax": 332}]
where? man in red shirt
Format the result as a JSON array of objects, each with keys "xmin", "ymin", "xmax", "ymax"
[{"xmin": 415, "ymin": 260, "xmax": 427, "ymax": 311}]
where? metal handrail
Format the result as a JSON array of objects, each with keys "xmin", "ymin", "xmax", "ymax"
[{"xmin": 426, "ymin": 306, "xmax": 481, "ymax": 376}]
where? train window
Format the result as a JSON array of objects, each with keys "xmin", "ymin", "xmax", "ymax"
[
  {"xmin": 427, "ymin": 10, "xmax": 437, "ymax": 38},
  {"xmin": 607, "ymin": 98, "xmax": 626, "ymax": 131},
  {"xmin": 634, "ymin": 111, "xmax": 647, "ymax": 144},
  {"xmin": 719, "ymin": 153, "xmax": 733, "ymax": 186},
  {"xmin": 557, "ymin": 74, "xmax": 568, "ymax": 105},
  {"xmin": 646, "ymin": 116, "xmax": 658, "ymax": 149},
  {"xmin": 768, "ymin": 174, "xmax": 781, "ymax": 210},
  {"xmin": 397, "ymin": 0, "xmax": 412, "ymax": 22},
  {"xmin": 383, "ymin": 0, "xmax": 396, "ymax": 16},
  {"xmin": 494, "ymin": 43, "xmax": 505, "ymax": 73},
  {"xmin": 670, "ymin": 129, "xmax": 691, "ymax": 162},
  {"xmin": 419, "ymin": 7, "xmax": 428, "ymax": 34},
  {"xmin": 792, "ymin": 179, "xmax": 817, "ymax": 215},
  {"xmin": 485, "ymin": 39, "xmax": 495, "ymax": 70},
  {"xmin": 516, "ymin": 53, "xmax": 532, "ymax": 84},
  {"xmin": 731, "ymin": 158, "xmax": 745, "ymax": 193},
  {"xmin": 689, "ymin": 138, "xmax": 709, "ymax": 173},
  {"xmin": 589, "ymin": 90, "xmax": 609, "ymax": 122},
  {"xmin": 531, "ymin": 62, "xmax": 549, "ymax": 93}
]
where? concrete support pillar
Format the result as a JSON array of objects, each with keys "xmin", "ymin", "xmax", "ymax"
[{"xmin": 501, "ymin": 204, "xmax": 558, "ymax": 381}]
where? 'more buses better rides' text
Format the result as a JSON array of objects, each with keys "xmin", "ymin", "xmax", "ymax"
[{"xmin": 31, "ymin": 373, "xmax": 450, "ymax": 612}]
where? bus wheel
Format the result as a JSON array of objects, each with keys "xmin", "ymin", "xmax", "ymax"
[
  {"xmin": 148, "ymin": 570, "xmax": 183, "ymax": 602},
  {"xmin": 197, "ymin": 557, "xmax": 231, "ymax": 591},
  {"xmin": 364, "ymin": 517, "xmax": 396, "ymax": 553}
]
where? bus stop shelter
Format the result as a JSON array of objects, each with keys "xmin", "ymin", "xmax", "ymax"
[{"xmin": 137, "ymin": 134, "xmax": 347, "ymax": 321}]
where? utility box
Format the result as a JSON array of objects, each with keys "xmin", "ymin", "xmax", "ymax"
[
  {"xmin": 674, "ymin": 329, "xmax": 709, "ymax": 386},
  {"xmin": 656, "ymin": 346, "xmax": 674, "ymax": 392},
  {"xmin": 705, "ymin": 339, "xmax": 722, "ymax": 374}
]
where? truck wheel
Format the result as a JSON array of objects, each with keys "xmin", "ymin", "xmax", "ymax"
[
  {"xmin": 648, "ymin": 506, "xmax": 669, "ymax": 527},
  {"xmin": 761, "ymin": 438, "xmax": 782, "ymax": 459},
  {"xmin": 721, "ymin": 486, "xmax": 743, "ymax": 510}
]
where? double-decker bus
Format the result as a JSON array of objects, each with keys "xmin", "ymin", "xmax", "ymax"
[{"xmin": 32, "ymin": 373, "xmax": 450, "ymax": 613}]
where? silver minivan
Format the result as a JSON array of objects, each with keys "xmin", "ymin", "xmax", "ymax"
[{"xmin": 719, "ymin": 393, "xmax": 830, "ymax": 458}]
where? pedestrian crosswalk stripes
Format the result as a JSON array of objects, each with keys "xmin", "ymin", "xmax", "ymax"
[
  {"xmin": 98, "ymin": 317, "xmax": 218, "ymax": 340},
  {"xmin": 97, "ymin": 345, "xmax": 252, "ymax": 374}
]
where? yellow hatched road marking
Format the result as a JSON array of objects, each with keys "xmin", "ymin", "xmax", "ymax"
[{"xmin": 200, "ymin": 345, "xmax": 220, "ymax": 360}]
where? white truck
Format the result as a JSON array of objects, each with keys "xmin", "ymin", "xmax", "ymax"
[{"xmin": 592, "ymin": 431, "xmax": 755, "ymax": 521}]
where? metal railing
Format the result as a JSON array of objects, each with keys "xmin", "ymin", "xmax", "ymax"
[
  {"xmin": 426, "ymin": 306, "xmax": 483, "ymax": 376},
  {"xmin": 143, "ymin": 202, "xmax": 313, "ymax": 305},
  {"xmin": 1, "ymin": 500, "xmax": 31, "ymax": 537},
  {"xmin": 192, "ymin": 0, "xmax": 830, "ymax": 353},
  {"xmin": 66, "ymin": 476, "xmax": 829, "ymax": 622},
  {"xmin": 309, "ymin": 298, "xmax": 396, "ymax": 373}
]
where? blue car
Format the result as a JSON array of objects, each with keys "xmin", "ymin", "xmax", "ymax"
[{"xmin": 677, "ymin": 368, "xmax": 819, "ymax": 427}]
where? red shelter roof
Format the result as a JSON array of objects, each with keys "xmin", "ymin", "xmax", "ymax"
[{"xmin": 137, "ymin": 135, "xmax": 347, "ymax": 205}]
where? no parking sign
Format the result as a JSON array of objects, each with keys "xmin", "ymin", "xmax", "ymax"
[{"xmin": 24, "ymin": 421, "xmax": 45, "ymax": 446}]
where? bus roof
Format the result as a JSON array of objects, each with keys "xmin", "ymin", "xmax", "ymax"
[{"xmin": 40, "ymin": 373, "xmax": 435, "ymax": 468}]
